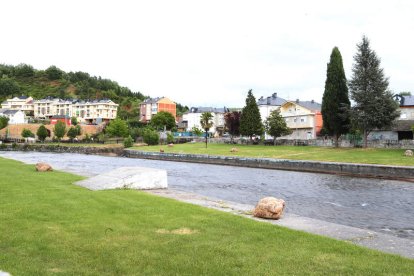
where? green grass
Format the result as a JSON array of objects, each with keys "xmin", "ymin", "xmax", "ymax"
[
  {"xmin": 1, "ymin": 157, "xmax": 413, "ymax": 275},
  {"xmin": 132, "ymin": 143, "xmax": 414, "ymax": 166}
]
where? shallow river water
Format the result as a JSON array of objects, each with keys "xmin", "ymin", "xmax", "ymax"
[{"xmin": 1, "ymin": 151, "xmax": 414, "ymax": 240}]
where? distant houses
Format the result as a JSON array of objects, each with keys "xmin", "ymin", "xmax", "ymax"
[{"xmin": 1, "ymin": 96, "xmax": 118, "ymax": 124}]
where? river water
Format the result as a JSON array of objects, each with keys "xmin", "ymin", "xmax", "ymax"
[{"xmin": 1, "ymin": 151, "xmax": 414, "ymax": 240}]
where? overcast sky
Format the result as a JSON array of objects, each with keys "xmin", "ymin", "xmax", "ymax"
[{"xmin": 1, "ymin": 0, "xmax": 414, "ymax": 107}]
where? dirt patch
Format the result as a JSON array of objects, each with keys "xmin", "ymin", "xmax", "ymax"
[{"xmin": 156, "ymin": 228, "xmax": 199, "ymax": 235}]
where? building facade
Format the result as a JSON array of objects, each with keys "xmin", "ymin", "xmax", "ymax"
[
  {"xmin": 72, "ymin": 99, "xmax": 118, "ymax": 124},
  {"xmin": 279, "ymin": 100, "xmax": 323, "ymax": 139},
  {"xmin": 0, "ymin": 109, "xmax": 26, "ymax": 124},
  {"xmin": 182, "ymin": 107, "xmax": 229, "ymax": 136},
  {"xmin": 1, "ymin": 96, "xmax": 34, "ymax": 115},
  {"xmin": 140, "ymin": 97, "xmax": 176, "ymax": 123}
]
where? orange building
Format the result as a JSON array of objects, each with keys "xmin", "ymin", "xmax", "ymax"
[{"xmin": 140, "ymin": 97, "xmax": 176, "ymax": 123}]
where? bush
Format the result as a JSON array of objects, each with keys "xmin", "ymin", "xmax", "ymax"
[
  {"xmin": 21, "ymin": 128, "xmax": 35, "ymax": 138},
  {"xmin": 167, "ymin": 132, "xmax": 174, "ymax": 144},
  {"xmin": 123, "ymin": 136, "xmax": 134, "ymax": 148},
  {"xmin": 143, "ymin": 129, "xmax": 159, "ymax": 145}
]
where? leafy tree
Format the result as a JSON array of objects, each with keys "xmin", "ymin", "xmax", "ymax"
[
  {"xmin": 36, "ymin": 125, "xmax": 48, "ymax": 142},
  {"xmin": 123, "ymin": 135, "xmax": 134, "ymax": 148},
  {"xmin": 21, "ymin": 128, "xmax": 35, "ymax": 138},
  {"xmin": 45, "ymin": 65, "xmax": 63, "ymax": 80},
  {"xmin": 54, "ymin": 121, "xmax": 67, "ymax": 141},
  {"xmin": 151, "ymin": 111, "xmax": 176, "ymax": 131},
  {"xmin": 71, "ymin": 116, "xmax": 78, "ymax": 126},
  {"xmin": 143, "ymin": 129, "xmax": 159, "ymax": 145},
  {"xmin": 349, "ymin": 36, "xmax": 400, "ymax": 147},
  {"xmin": 321, "ymin": 47, "xmax": 351, "ymax": 147},
  {"xmin": 67, "ymin": 127, "xmax": 79, "ymax": 141},
  {"xmin": 0, "ymin": 116, "xmax": 9, "ymax": 130},
  {"xmin": 176, "ymin": 103, "xmax": 189, "ymax": 117},
  {"xmin": 13, "ymin": 63, "xmax": 35, "ymax": 78},
  {"xmin": 75, "ymin": 125, "xmax": 82, "ymax": 135},
  {"xmin": 167, "ymin": 133, "xmax": 174, "ymax": 144},
  {"xmin": 191, "ymin": 126, "xmax": 203, "ymax": 136},
  {"xmin": 200, "ymin": 112, "xmax": 213, "ymax": 148},
  {"xmin": 105, "ymin": 118, "xmax": 129, "ymax": 137},
  {"xmin": 0, "ymin": 78, "xmax": 21, "ymax": 98},
  {"xmin": 240, "ymin": 89, "xmax": 263, "ymax": 141},
  {"xmin": 224, "ymin": 111, "xmax": 241, "ymax": 141},
  {"xmin": 264, "ymin": 110, "xmax": 292, "ymax": 144}
]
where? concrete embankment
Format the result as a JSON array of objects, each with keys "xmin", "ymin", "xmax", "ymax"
[
  {"xmin": 1, "ymin": 144, "xmax": 414, "ymax": 180},
  {"xmin": 124, "ymin": 150, "xmax": 414, "ymax": 181}
]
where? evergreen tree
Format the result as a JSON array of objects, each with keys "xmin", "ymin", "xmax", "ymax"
[
  {"xmin": 240, "ymin": 89, "xmax": 263, "ymax": 141},
  {"xmin": 321, "ymin": 47, "xmax": 351, "ymax": 147},
  {"xmin": 264, "ymin": 110, "xmax": 292, "ymax": 144},
  {"xmin": 349, "ymin": 36, "xmax": 399, "ymax": 147}
]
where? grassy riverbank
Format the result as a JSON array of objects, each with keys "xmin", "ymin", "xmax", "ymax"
[
  {"xmin": 133, "ymin": 143, "xmax": 414, "ymax": 166},
  {"xmin": 1, "ymin": 157, "xmax": 413, "ymax": 275}
]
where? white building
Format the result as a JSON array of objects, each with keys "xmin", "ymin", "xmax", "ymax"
[
  {"xmin": 72, "ymin": 99, "xmax": 118, "ymax": 124},
  {"xmin": 1, "ymin": 96, "xmax": 34, "ymax": 115},
  {"xmin": 0, "ymin": 109, "xmax": 26, "ymax": 124},
  {"xmin": 183, "ymin": 107, "xmax": 229, "ymax": 136},
  {"xmin": 33, "ymin": 98, "xmax": 73, "ymax": 119},
  {"xmin": 257, "ymin": 93, "xmax": 286, "ymax": 139}
]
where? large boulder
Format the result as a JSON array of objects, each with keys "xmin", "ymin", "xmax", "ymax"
[
  {"xmin": 404, "ymin": 150, "xmax": 413, "ymax": 156},
  {"xmin": 35, "ymin": 162, "xmax": 53, "ymax": 172},
  {"xmin": 253, "ymin": 197, "xmax": 285, "ymax": 220}
]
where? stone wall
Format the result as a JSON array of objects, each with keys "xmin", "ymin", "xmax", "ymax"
[{"xmin": 0, "ymin": 144, "xmax": 124, "ymax": 156}]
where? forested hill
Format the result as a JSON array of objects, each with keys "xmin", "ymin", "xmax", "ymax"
[{"xmin": 0, "ymin": 63, "xmax": 189, "ymax": 121}]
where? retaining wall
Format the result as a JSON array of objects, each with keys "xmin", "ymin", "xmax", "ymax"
[{"xmin": 124, "ymin": 150, "xmax": 414, "ymax": 181}]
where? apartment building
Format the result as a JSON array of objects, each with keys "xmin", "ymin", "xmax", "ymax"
[
  {"xmin": 140, "ymin": 97, "xmax": 176, "ymax": 123},
  {"xmin": 182, "ymin": 107, "xmax": 229, "ymax": 136},
  {"xmin": 1, "ymin": 96, "xmax": 34, "ymax": 115},
  {"xmin": 72, "ymin": 99, "xmax": 118, "ymax": 124}
]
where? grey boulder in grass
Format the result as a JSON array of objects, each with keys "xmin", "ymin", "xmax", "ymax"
[
  {"xmin": 253, "ymin": 197, "xmax": 285, "ymax": 219},
  {"xmin": 35, "ymin": 162, "xmax": 53, "ymax": 172}
]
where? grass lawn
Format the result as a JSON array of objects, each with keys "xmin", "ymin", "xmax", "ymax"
[
  {"xmin": 132, "ymin": 143, "xmax": 414, "ymax": 166},
  {"xmin": 1, "ymin": 158, "xmax": 414, "ymax": 275}
]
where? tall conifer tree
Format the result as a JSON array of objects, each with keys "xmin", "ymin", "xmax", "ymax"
[
  {"xmin": 240, "ymin": 89, "xmax": 263, "ymax": 141},
  {"xmin": 321, "ymin": 47, "xmax": 351, "ymax": 147},
  {"xmin": 349, "ymin": 36, "xmax": 399, "ymax": 147}
]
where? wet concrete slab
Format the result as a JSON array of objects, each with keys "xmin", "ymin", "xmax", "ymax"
[
  {"xmin": 75, "ymin": 167, "xmax": 168, "ymax": 190},
  {"xmin": 146, "ymin": 188, "xmax": 414, "ymax": 259}
]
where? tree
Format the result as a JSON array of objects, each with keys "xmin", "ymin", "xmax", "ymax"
[
  {"xmin": 54, "ymin": 121, "xmax": 67, "ymax": 141},
  {"xmin": 71, "ymin": 116, "xmax": 78, "ymax": 126},
  {"xmin": 0, "ymin": 78, "xmax": 20, "ymax": 98},
  {"xmin": 123, "ymin": 135, "xmax": 134, "ymax": 148},
  {"xmin": 0, "ymin": 116, "xmax": 9, "ymax": 130},
  {"xmin": 105, "ymin": 118, "xmax": 129, "ymax": 137},
  {"xmin": 151, "ymin": 111, "xmax": 176, "ymax": 131},
  {"xmin": 224, "ymin": 111, "xmax": 241, "ymax": 142},
  {"xmin": 321, "ymin": 47, "xmax": 351, "ymax": 147},
  {"xmin": 67, "ymin": 127, "xmax": 79, "ymax": 141},
  {"xmin": 240, "ymin": 89, "xmax": 263, "ymax": 141},
  {"xmin": 13, "ymin": 63, "xmax": 35, "ymax": 78},
  {"xmin": 142, "ymin": 129, "xmax": 159, "ymax": 145},
  {"xmin": 21, "ymin": 128, "xmax": 35, "ymax": 138},
  {"xmin": 45, "ymin": 65, "xmax": 63, "ymax": 80},
  {"xmin": 349, "ymin": 36, "xmax": 400, "ymax": 147},
  {"xmin": 36, "ymin": 125, "xmax": 48, "ymax": 142},
  {"xmin": 191, "ymin": 126, "xmax": 203, "ymax": 136},
  {"xmin": 200, "ymin": 112, "xmax": 213, "ymax": 148},
  {"xmin": 264, "ymin": 110, "xmax": 292, "ymax": 144}
]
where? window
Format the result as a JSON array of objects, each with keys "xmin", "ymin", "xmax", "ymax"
[{"xmin": 300, "ymin": 117, "xmax": 305, "ymax": 123}]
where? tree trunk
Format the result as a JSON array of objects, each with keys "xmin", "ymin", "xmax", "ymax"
[
  {"xmin": 205, "ymin": 130, "xmax": 208, "ymax": 148},
  {"xmin": 334, "ymin": 133, "xmax": 339, "ymax": 148},
  {"xmin": 363, "ymin": 129, "xmax": 368, "ymax": 148},
  {"xmin": 273, "ymin": 137, "xmax": 276, "ymax": 146}
]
